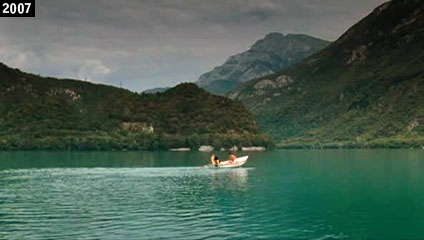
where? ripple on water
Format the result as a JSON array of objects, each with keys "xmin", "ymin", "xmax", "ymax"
[
  {"xmin": 2, "ymin": 150, "xmax": 424, "ymax": 239},
  {"xmin": 0, "ymin": 167, "xmax": 258, "ymax": 239}
]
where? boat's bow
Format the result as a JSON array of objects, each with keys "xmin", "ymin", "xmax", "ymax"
[{"xmin": 218, "ymin": 156, "xmax": 249, "ymax": 168}]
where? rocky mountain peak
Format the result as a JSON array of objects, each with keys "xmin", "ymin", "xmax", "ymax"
[
  {"xmin": 229, "ymin": 0, "xmax": 424, "ymax": 148},
  {"xmin": 196, "ymin": 32, "xmax": 330, "ymax": 95},
  {"xmin": 250, "ymin": 32, "xmax": 286, "ymax": 51}
]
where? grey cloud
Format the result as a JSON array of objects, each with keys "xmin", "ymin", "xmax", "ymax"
[{"xmin": 0, "ymin": 0, "xmax": 387, "ymax": 91}]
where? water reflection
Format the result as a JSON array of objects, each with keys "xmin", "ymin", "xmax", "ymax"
[
  {"xmin": 210, "ymin": 168, "xmax": 249, "ymax": 191},
  {"xmin": 0, "ymin": 151, "xmax": 213, "ymax": 169},
  {"xmin": 2, "ymin": 150, "xmax": 424, "ymax": 239}
]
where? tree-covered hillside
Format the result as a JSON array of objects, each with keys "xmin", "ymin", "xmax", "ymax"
[
  {"xmin": 230, "ymin": 0, "xmax": 424, "ymax": 148},
  {"xmin": 0, "ymin": 63, "xmax": 271, "ymax": 150}
]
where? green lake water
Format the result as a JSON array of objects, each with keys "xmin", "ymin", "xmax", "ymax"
[{"xmin": 1, "ymin": 150, "xmax": 424, "ymax": 239}]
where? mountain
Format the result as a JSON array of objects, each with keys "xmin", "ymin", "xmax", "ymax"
[
  {"xmin": 0, "ymin": 63, "xmax": 271, "ymax": 150},
  {"xmin": 196, "ymin": 33, "xmax": 330, "ymax": 95},
  {"xmin": 143, "ymin": 87, "xmax": 170, "ymax": 94},
  {"xmin": 230, "ymin": 0, "xmax": 424, "ymax": 148}
]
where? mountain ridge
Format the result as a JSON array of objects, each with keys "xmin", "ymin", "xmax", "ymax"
[
  {"xmin": 143, "ymin": 87, "xmax": 170, "ymax": 94},
  {"xmin": 196, "ymin": 32, "xmax": 330, "ymax": 95},
  {"xmin": 230, "ymin": 0, "xmax": 424, "ymax": 148}
]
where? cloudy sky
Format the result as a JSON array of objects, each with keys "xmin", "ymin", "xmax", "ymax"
[{"xmin": 0, "ymin": 0, "xmax": 387, "ymax": 91}]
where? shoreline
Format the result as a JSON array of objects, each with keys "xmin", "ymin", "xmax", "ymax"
[
  {"xmin": 277, "ymin": 137, "xmax": 424, "ymax": 150},
  {"xmin": 0, "ymin": 147, "xmax": 423, "ymax": 152}
]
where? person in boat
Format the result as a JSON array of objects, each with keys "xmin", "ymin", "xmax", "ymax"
[
  {"xmin": 228, "ymin": 152, "xmax": 237, "ymax": 163},
  {"xmin": 210, "ymin": 153, "xmax": 220, "ymax": 166}
]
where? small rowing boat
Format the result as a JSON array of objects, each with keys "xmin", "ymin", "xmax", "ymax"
[{"xmin": 206, "ymin": 156, "xmax": 248, "ymax": 168}]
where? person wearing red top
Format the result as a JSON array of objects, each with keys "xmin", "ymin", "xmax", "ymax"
[{"xmin": 228, "ymin": 152, "xmax": 237, "ymax": 163}]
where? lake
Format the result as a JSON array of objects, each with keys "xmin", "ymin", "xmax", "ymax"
[{"xmin": 1, "ymin": 150, "xmax": 424, "ymax": 239}]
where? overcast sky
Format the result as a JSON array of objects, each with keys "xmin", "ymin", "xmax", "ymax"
[{"xmin": 0, "ymin": 0, "xmax": 387, "ymax": 91}]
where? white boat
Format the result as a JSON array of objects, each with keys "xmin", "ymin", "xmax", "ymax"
[{"xmin": 217, "ymin": 156, "xmax": 249, "ymax": 168}]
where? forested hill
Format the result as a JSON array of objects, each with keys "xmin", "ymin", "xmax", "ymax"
[
  {"xmin": 0, "ymin": 63, "xmax": 271, "ymax": 150},
  {"xmin": 230, "ymin": 0, "xmax": 424, "ymax": 148}
]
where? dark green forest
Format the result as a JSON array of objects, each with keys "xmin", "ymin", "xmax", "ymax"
[{"xmin": 0, "ymin": 63, "xmax": 271, "ymax": 150}]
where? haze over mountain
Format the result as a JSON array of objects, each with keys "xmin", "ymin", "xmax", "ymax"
[
  {"xmin": 230, "ymin": 0, "xmax": 424, "ymax": 148},
  {"xmin": 0, "ymin": 63, "xmax": 270, "ymax": 150},
  {"xmin": 143, "ymin": 87, "xmax": 171, "ymax": 94},
  {"xmin": 0, "ymin": 0, "xmax": 386, "ymax": 92},
  {"xmin": 196, "ymin": 33, "xmax": 330, "ymax": 94}
]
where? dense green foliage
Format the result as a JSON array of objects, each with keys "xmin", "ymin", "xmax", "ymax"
[
  {"xmin": 231, "ymin": 0, "xmax": 424, "ymax": 148},
  {"xmin": 0, "ymin": 65, "xmax": 271, "ymax": 150},
  {"xmin": 0, "ymin": 132, "xmax": 272, "ymax": 151}
]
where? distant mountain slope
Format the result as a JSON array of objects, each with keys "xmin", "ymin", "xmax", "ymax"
[
  {"xmin": 230, "ymin": 0, "xmax": 424, "ymax": 148},
  {"xmin": 0, "ymin": 63, "xmax": 271, "ymax": 150},
  {"xmin": 143, "ymin": 87, "xmax": 170, "ymax": 94},
  {"xmin": 197, "ymin": 33, "xmax": 330, "ymax": 95}
]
